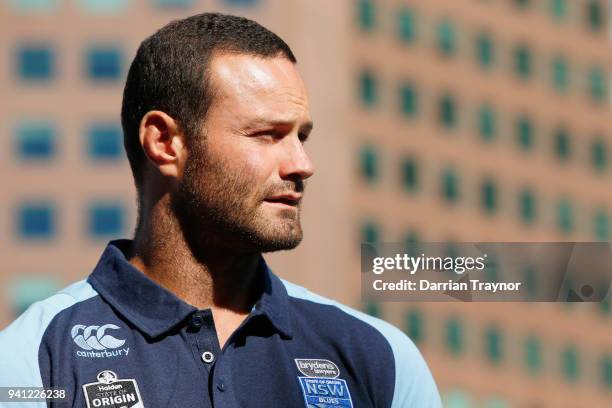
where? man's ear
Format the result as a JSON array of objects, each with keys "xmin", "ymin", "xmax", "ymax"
[{"xmin": 139, "ymin": 111, "xmax": 187, "ymax": 179}]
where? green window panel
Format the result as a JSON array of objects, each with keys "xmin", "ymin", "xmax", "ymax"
[
  {"xmin": 481, "ymin": 179, "xmax": 497, "ymax": 214},
  {"xmin": 551, "ymin": 55, "xmax": 569, "ymax": 92},
  {"xmin": 562, "ymin": 345, "xmax": 580, "ymax": 382},
  {"xmin": 594, "ymin": 209, "xmax": 609, "ymax": 241},
  {"xmin": 514, "ymin": 0, "xmax": 531, "ymax": 8},
  {"xmin": 359, "ymin": 145, "xmax": 378, "ymax": 182},
  {"xmin": 443, "ymin": 390, "xmax": 473, "ymax": 408},
  {"xmin": 397, "ymin": 7, "xmax": 417, "ymax": 43},
  {"xmin": 516, "ymin": 115, "xmax": 534, "ymax": 150},
  {"xmin": 357, "ymin": 0, "xmax": 375, "ymax": 31},
  {"xmin": 401, "ymin": 157, "xmax": 419, "ymax": 192},
  {"xmin": 550, "ymin": 0, "xmax": 567, "ymax": 21},
  {"xmin": 441, "ymin": 168, "xmax": 460, "ymax": 203},
  {"xmin": 404, "ymin": 231, "xmax": 420, "ymax": 257},
  {"xmin": 361, "ymin": 221, "xmax": 379, "ymax": 245},
  {"xmin": 476, "ymin": 32, "xmax": 495, "ymax": 69},
  {"xmin": 602, "ymin": 354, "xmax": 612, "ymax": 389},
  {"xmin": 399, "ymin": 82, "xmax": 418, "ymax": 118},
  {"xmin": 553, "ymin": 127, "xmax": 571, "ymax": 161},
  {"xmin": 359, "ymin": 70, "xmax": 377, "ymax": 107},
  {"xmin": 478, "ymin": 104, "xmax": 496, "ymax": 141},
  {"xmin": 514, "ymin": 45, "xmax": 532, "ymax": 79},
  {"xmin": 438, "ymin": 94, "xmax": 457, "ymax": 130},
  {"xmin": 588, "ymin": 67, "xmax": 607, "ymax": 103},
  {"xmin": 9, "ymin": 277, "xmax": 60, "ymax": 315},
  {"xmin": 586, "ymin": 0, "xmax": 604, "ymax": 31},
  {"xmin": 557, "ymin": 199, "xmax": 574, "ymax": 234},
  {"xmin": 524, "ymin": 335, "xmax": 542, "ymax": 374},
  {"xmin": 519, "ymin": 189, "xmax": 537, "ymax": 224},
  {"xmin": 405, "ymin": 309, "xmax": 423, "ymax": 344},
  {"xmin": 591, "ymin": 138, "xmax": 607, "ymax": 171},
  {"xmin": 485, "ymin": 326, "xmax": 503, "ymax": 363},
  {"xmin": 364, "ymin": 301, "xmax": 380, "ymax": 318},
  {"xmin": 445, "ymin": 317, "xmax": 464, "ymax": 355},
  {"xmin": 436, "ymin": 20, "xmax": 456, "ymax": 56}
]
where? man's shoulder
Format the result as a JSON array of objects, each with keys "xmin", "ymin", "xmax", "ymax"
[
  {"xmin": 0, "ymin": 280, "xmax": 98, "ymax": 387},
  {"xmin": 280, "ymin": 279, "xmax": 442, "ymax": 408}
]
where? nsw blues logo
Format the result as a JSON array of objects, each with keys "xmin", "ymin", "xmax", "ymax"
[{"xmin": 295, "ymin": 359, "xmax": 353, "ymax": 408}]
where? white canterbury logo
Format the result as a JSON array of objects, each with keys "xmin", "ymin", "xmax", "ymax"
[{"xmin": 71, "ymin": 324, "xmax": 126, "ymax": 351}]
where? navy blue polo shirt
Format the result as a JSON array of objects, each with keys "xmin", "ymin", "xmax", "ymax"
[{"xmin": 0, "ymin": 239, "xmax": 441, "ymax": 407}]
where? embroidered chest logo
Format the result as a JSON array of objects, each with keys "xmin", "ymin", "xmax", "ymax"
[
  {"xmin": 71, "ymin": 324, "xmax": 130, "ymax": 358},
  {"xmin": 295, "ymin": 359, "xmax": 354, "ymax": 408},
  {"xmin": 82, "ymin": 370, "xmax": 144, "ymax": 408}
]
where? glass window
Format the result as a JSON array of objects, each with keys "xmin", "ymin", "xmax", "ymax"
[
  {"xmin": 602, "ymin": 354, "xmax": 612, "ymax": 389},
  {"xmin": 557, "ymin": 198, "xmax": 574, "ymax": 234},
  {"xmin": 483, "ymin": 398, "xmax": 510, "ymax": 408},
  {"xmin": 514, "ymin": 45, "xmax": 532, "ymax": 79},
  {"xmin": 8, "ymin": 277, "xmax": 60, "ymax": 315},
  {"xmin": 87, "ymin": 122, "xmax": 122, "ymax": 160},
  {"xmin": 359, "ymin": 145, "xmax": 378, "ymax": 182},
  {"xmin": 550, "ymin": 0, "xmax": 567, "ymax": 21},
  {"xmin": 588, "ymin": 67, "xmax": 607, "ymax": 103},
  {"xmin": 551, "ymin": 55, "xmax": 569, "ymax": 92},
  {"xmin": 15, "ymin": 121, "xmax": 56, "ymax": 161},
  {"xmin": 519, "ymin": 189, "xmax": 536, "ymax": 224},
  {"xmin": 438, "ymin": 94, "xmax": 457, "ymax": 130},
  {"xmin": 86, "ymin": 45, "xmax": 122, "ymax": 81},
  {"xmin": 88, "ymin": 202, "xmax": 124, "ymax": 238},
  {"xmin": 436, "ymin": 20, "xmax": 456, "ymax": 56},
  {"xmin": 485, "ymin": 326, "xmax": 503, "ymax": 363},
  {"xmin": 397, "ymin": 7, "xmax": 417, "ymax": 43},
  {"xmin": 10, "ymin": 0, "xmax": 59, "ymax": 12},
  {"xmin": 477, "ymin": 104, "xmax": 496, "ymax": 141},
  {"xmin": 361, "ymin": 221, "xmax": 379, "ymax": 245},
  {"xmin": 594, "ymin": 209, "xmax": 609, "ymax": 241},
  {"xmin": 78, "ymin": 0, "xmax": 128, "ymax": 13},
  {"xmin": 514, "ymin": 0, "xmax": 531, "ymax": 8},
  {"xmin": 154, "ymin": 0, "xmax": 194, "ymax": 7},
  {"xmin": 586, "ymin": 0, "xmax": 604, "ymax": 31},
  {"xmin": 445, "ymin": 317, "xmax": 463, "ymax": 355},
  {"xmin": 364, "ymin": 301, "xmax": 380, "ymax": 318},
  {"xmin": 516, "ymin": 115, "xmax": 534, "ymax": 151},
  {"xmin": 444, "ymin": 389, "xmax": 473, "ymax": 408},
  {"xmin": 401, "ymin": 157, "xmax": 419, "ymax": 192},
  {"xmin": 562, "ymin": 345, "xmax": 580, "ymax": 382},
  {"xmin": 357, "ymin": 0, "xmax": 375, "ymax": 31},
  {"xmin": 476, "ymin": 32, "xmax": 495, "ymax": 69},
  {"xmin": 404, "ymin": 231, "xmax": 420, "ymax": 257},
  {"xmin": 17, "ymin": 44, "xmax": 54, "ymax": 81},
  {"xmin": 481, "ymin": 179, "xmax": 497, "ymax": 214},
  {"xmin": 553, "ymin": 127, "xmax": 571, "ymax": 161},
  {"xmin": 405, "ymin": 309, "xmax": 423, "ymax": 344},
  {"xmin": 524, "ymin": 335, "xmax": 542, "ymax": 374},
  {"xmin": 399, "ymin": 82, "xmax": 418, "ymax": 118},
  {"xmin": 17, "ymin": 202, "xmax": 55, "ymax": 239},
  {"xmin": 591, "ymin": 137, "xmax": 607, "ymax": 171},
  {"xmin": 441, "ymin": 168, "xmax": 460, "ymax": 203},
  {"xmin": 359, "ymin": 70, "xmax": 377, "ymax": 107}
]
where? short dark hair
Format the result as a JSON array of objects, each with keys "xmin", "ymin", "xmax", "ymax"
[{"xmin": 121, "ymin": 12, "xmax": 296, "ymax": 200}]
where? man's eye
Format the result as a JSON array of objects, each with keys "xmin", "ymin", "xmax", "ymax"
[{"xmin": 298, "ymin": 133, "xmax": 309, "ymax": 143}]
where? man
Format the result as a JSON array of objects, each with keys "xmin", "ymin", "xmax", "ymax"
[{"xmin": 0, "ymin": 13, "xmax": 441, "ymax": 408}]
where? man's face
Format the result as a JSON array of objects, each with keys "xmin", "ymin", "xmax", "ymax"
[{"xmin": 171, "ymin": 54, "xmax": 314, "ymax": 254}]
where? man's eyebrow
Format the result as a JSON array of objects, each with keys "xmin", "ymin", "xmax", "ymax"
[{"xmin": 245, "ymin": 118, "xmax": 314, "ymax": 133}]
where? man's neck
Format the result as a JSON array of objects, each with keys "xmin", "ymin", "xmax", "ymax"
[{"xmin": 127, "ymin": 207, "xmax": 263, "ymax": 314}]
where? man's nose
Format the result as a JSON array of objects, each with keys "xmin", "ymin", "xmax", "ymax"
[{"xmin": 279, "ymin": 136, "xmax": 315, "ymax": 181}]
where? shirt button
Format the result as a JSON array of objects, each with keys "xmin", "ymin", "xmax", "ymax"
[
  {"xmin": 201, "ymin": 351, "xmax": 215, "ymax": 364},
  {"xmin": 190, "ymin": 312, "xmax": 205, "ymax": 329},
  {"xmin": 217, "ymin": 381, "xmax": 225, "ymax": 392}
]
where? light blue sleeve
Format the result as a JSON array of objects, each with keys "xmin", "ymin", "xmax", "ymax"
[
  {"xmin": 0, "ymin": 280, "xmax": 97, "ymax": 408},
  {"xmin": 282, "ymin": 279, "xmax": 442, "ymax": 408}
]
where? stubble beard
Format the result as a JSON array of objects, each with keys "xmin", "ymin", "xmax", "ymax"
[{"xmin": 170, "ymin": 139, "xmax": 304, "ymax": 255}]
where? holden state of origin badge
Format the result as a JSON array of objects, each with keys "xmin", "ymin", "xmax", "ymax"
[{"xmin": 82, "ymin": 370, "xmax": 144, "ymax": 408}]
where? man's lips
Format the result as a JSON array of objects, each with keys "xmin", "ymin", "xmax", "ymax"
[{"xmin": 264, "ymin": 194, "xmax": 302, "ymax": 206}]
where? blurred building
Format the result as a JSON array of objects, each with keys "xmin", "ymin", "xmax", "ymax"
[{"xmin": 1, "ymin": 0, "xmax": 611, "ymax": 407}]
